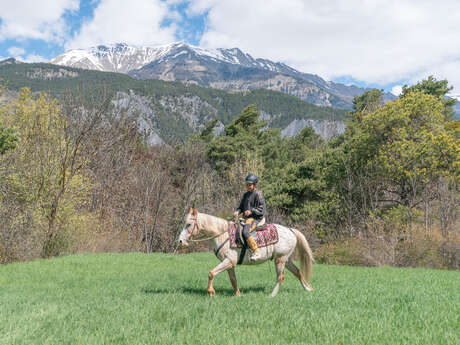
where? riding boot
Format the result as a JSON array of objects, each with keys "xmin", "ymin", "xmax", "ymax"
[{"xmin": 247, "ymin": 236, "xmax": 262, "ymax": 261}]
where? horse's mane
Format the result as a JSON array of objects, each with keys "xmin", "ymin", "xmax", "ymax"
[{"xmin": 198, "ymin": 212, "xmax": 228, "ymax": 227}]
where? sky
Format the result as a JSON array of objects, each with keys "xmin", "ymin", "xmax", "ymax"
[{"xmin": 0, "ymin": 0, "xmax": 459, "ymax": 97}]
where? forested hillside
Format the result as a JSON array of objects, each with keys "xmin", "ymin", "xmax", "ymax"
[{"xmin": 0, "ymin": 60, "xmax": 345, "ymax": 143}]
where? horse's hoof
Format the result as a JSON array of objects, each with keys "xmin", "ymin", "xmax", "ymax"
[{"xmin": 207, "ymin": 289, "xmax": 215, "ymax": 297}]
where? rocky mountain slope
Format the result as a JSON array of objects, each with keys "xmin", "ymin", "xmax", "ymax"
[
  {"xmin": 50, "ymin": 42, "xmax": 395, "ymax": 110},
  {"xmin": 0, "ymin": 60, "xmax": 346, "ymax": 144}
]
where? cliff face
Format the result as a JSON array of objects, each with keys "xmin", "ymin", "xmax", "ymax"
[
  {"xmin": 281, "ymin": 119, "xmax": 346, "ymax": 139},
  {"xmin": 209, "ymin": 74, "xmax": 349, "ymax": 108},
  {"xmin": 112, "ymin": 90, "xmax": 345, "ymax": 144}
]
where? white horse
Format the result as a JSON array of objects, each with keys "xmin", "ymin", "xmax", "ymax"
[{"xmin": 178, "ymin": 208, "xmax": 313, "ymax": 297}]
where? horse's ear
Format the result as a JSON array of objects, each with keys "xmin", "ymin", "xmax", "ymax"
[
  {"xmin": 192, "ymin": 208, "xmax": 197, "ymax": 217},
  {"xmin": 189, "ymin": 207, "xmax": 193, "ymax": 214}
]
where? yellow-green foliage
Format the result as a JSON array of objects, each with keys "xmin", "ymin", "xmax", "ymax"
[
  {"xmin": 0, "ymin": 82, "xmax": 18, "ymax": 155},
  {"xmin": 349, "ymin": 91, "xmax": 460, "ymax": 211},
  {"xmin": 0, "ymin": 88, "xmax": 94, "ymax": 256},
  {"xmin": 362, "ymin": 92, "xmax": 458, "ymax": 185}
]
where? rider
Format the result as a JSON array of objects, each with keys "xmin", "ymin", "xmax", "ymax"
[{"xmin": 233, "ymin": 174, "xmax": 266, "ymax": 261}]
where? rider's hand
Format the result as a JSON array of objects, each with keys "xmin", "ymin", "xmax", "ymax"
[
  {"xmin": 244, "ymin": 210, "xmax": 251, "ymax": 217},
  {"xmin": 233, "ymin": 211, "xmax": 239, "ymax": 218}
]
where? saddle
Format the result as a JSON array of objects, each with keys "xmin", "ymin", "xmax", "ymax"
[
  {"xmin": 228, "ymin": 222, "xmax": 279, "ymax": 249},
  {"xmin": 237, "ymin": 218, "xmax": 266, "ymax": 232}
]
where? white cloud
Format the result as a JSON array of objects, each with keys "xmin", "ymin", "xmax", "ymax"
[
  {"xmin": 391, "ymin": 85, "xmax": 403, "ymax": 96},
  {"xmin": 4, "ymin": 45, "xmax": 46, "ymax": 63},
  {"xmin": 185, "ymin": 0, "xmax": 219, "ymax": 16},
  {"xmin": 67, "ymin": 0, "xmax": 176, "ymax": 49},
  {"xmin": 22, "ymin": 54, "xmax": 48, "ymax": 63},
  {"xmin": 4, "ymin": 48, "xmax": 47, "ymax": 63},
  {"xmin": 0, "ymin": 0, "xmax": 79, "ymax": 43},
  {"xmin": 3, "ymin": 0, "xmax": 459, "ymax": 96},
  {"xmin": 191, "ymin": 0, "xmax": 460, "ymax": 94},
  {"xmin": 7, "ymin": 47, "xmax": 26, "ymax": 57}
]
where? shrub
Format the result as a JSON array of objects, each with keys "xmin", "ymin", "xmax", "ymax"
[{"xmin": 315, "ymin": 240, "xmax": 370, "ymax": 266}]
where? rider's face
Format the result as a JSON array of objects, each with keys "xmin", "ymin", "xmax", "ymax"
[{"xmin": 246, "ymin": 183, "xmax": 255, "ymax": 192}]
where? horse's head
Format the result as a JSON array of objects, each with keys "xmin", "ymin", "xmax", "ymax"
[{"xmin": 178, "ymin": 208, "xmax": 200, "ymax": 246}]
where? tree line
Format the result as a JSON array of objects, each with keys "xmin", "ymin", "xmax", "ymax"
[{"xmin": 0, "ymin": 77, "xmax": 458, "ymax": 268}]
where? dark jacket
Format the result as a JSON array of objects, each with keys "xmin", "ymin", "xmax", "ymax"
[{"xmin": 236, "ymin": 190, "xmax": 266, "ymax": 220}]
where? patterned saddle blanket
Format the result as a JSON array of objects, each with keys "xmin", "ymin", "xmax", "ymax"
[{"xmin": 228, "ymin": 223, "xmax": 279, "ymax": 249}]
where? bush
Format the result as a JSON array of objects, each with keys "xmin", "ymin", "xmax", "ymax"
[
  {"xmin": 315, "ymin": 240, "xmax": 370, "ymax": 266},
  {"xmin": 396, "ymin": 226, "xmax": 460, "ymax": 269},
  {"xmin": 314, "ymin": 223, "xmax": 460, "ymax": 269}
]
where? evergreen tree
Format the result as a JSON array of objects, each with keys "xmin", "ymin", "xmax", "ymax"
[
  {"xmin": 207, "ymin": 105, "xmax": 267, "ymax": 172},
  {"xmin": 352, "ymin": 89, "xmax": 384, "ymax": 115}
]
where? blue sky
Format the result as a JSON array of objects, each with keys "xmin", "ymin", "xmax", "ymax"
[
  {"xmin": 1, "ymin": 0, "xmax": 459, "ymax": 97},
  {"xmin": 0, "ymin": 0, "xmax": 204, "ymax": 60}
]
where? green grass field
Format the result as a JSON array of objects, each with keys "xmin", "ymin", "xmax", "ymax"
[{"xmin": 0, "ymin": 253, "xmax": 458, "ymax": 345}]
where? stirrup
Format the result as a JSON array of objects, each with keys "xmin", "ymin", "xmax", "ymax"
[{"xmin": 249, "ymin": 250, "xmax": 262, "ymax": 261}]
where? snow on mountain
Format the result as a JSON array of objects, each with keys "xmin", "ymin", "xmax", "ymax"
[
  {"xmin": 50, "ymin": 42, "xmax": 396, "ymax": 110},
  {"xmin": 50, "ymin": 42, "xmax": 303, "ymax": 76},
  {"xmin": 52, "ymin": 43, "xmax": 173, "ymax": 73}
]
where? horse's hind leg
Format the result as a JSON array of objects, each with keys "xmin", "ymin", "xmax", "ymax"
[
  {"xmin": 227, "ymin": 268, "xmax": 240, "ymax": 296},
  {"xmin": 286, "ymin": 259, "xmax": 312, "ymax": 291},
  {"xmin": 207, "ymin": 258, "xmax": 233, "ymax": 297},
  {"xmin": 270, "ymin": 257, "xmax": 286, "ymax": 297}
]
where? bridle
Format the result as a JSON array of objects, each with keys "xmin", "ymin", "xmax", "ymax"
[{"xmin": 186, "ymin": 216, "xmax": 200, "ymax": 241}]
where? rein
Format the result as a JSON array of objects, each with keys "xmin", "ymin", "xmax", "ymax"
[
  {"xmin": 185, "ymin": 215, "xmax": 230, "ymax": 257},
  {"xmin": 188, "ymin": 231, "xmax": 227, "ymax": 242}
]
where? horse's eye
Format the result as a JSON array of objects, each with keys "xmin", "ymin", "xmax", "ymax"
[{"xmin": 186, "ymin": 224, "xmax": 191, "ymax": 228}]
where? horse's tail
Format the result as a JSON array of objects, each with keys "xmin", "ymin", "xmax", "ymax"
[{"xmin": 292, "ymin": 229, "xmax": 314, "ymax": 288}]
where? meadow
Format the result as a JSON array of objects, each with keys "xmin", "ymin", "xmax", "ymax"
[{"xmin": 0, "ymin": 253, "xmax": 458, "ymax": 345}]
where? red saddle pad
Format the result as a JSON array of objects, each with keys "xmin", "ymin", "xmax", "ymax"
[{"xmin": 228, "ymin": 223, "xmax": 279, "ymax": 249}]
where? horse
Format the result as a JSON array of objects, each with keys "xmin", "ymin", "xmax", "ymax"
[{"xmin": 178, "ymin": 208, "xmax": 314, "ymax": 297}]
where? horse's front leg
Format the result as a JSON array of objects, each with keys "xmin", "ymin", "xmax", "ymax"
[
  {"xmin": 227, "ymin": 268, "xmax": 240, "ymax": 296},
  {"xmin": 207, "ymin": 258, "xmax": 233, "ymax": 297}
]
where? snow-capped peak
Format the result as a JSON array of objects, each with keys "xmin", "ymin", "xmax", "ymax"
[{"xmin": 50, "ymin": 42, "xmax": 300, "ymax": 76}]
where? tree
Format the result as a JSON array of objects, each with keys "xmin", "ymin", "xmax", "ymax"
[
  {"xmin": 198, "ymin": 119, "xmax": 218, "ymax": 143},
  {"xmin": 0, "ymin": 80, "xmax": 18, "ymax": 155},
  {"xmin": 402, "ymin": 76, "xmax": 456, "ymax": 120},
  {"xmin": 352, "ymin": 89, "xmax": 384, "ymax": 116},
  {"xmin": 2, "ymin": 87, "xmax": 115, "ymax": 256},
  {"xmin": 263, "ymin": 125, "xmax": 325, "ymax": 222},
  {"xmin": 207, "ymin": 104, "xmax": 267, "ymax": 173},
  {"xmin": 319, "ymin": 85, "xmax": 459, "ymax": 239},
  {"xmin": 0, "ymin": 125, "xmax": 17, "ymax": 155},
  {"xmin": 365, "ymin": 92, "xmax": 456, "ymax": 197}
]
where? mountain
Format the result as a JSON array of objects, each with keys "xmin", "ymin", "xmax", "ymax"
[
  {"xmin": 51, "ymin": 42, "xmax": 302, "ymax": 76},
  {"xmin": 0, "ymin": 57, "xmax": 22, "ymax": 66},
  {"xmin": 50, "ymin": 42, "xmax": 395, "ymax": 110},
  {"xmin": 51, "ymin": 43, "xmax": 177, "ymax": 73},
  {"xmin": 453, "ymin": 102, "xmax": 460, "ymax": 120},
  {"xmin": 0, "ymin": 60, "xmax": 346, "ymax": 144}
]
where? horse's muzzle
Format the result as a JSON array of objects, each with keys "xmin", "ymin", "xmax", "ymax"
[{"xmin": 178, "ymin": 239, "xmax": 189, "ymax": 247}]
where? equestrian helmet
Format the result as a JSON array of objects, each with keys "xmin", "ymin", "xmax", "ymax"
[{"xmin": 245, "ymin": 173, "xmax": 259, "ymax": 184}]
